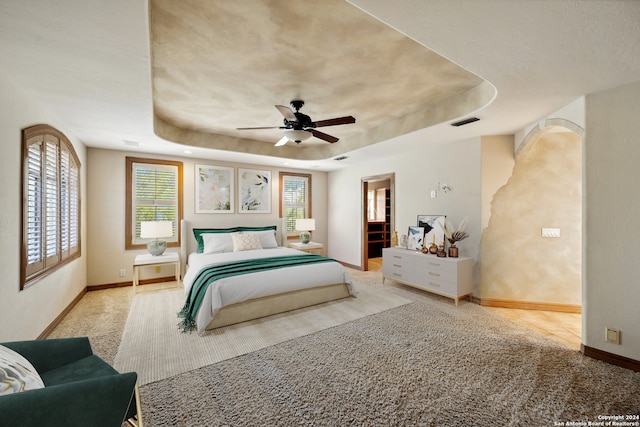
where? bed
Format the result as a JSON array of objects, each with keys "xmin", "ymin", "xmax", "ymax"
[{"xmin": 179, "ymin": 219, "xmax": 354, "ymax": 334}]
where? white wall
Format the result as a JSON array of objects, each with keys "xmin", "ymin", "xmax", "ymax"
[
  {"xmin": 328, "ymin": 137, "xmax": 483, "ymax": 274},
  {"xmin": 0, "ymin": 70, "xmax": 87, "ymax": 341},
  {"xmin": 86, "ymin": 148, "xmax": 328, "ymax": 286},
  {"xmin": 584, "ymin": 80, "xmax": 640, "ymax": 360}
]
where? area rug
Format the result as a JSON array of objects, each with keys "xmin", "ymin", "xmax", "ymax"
[
  {"xmin": 137, "ymin": 291, "xmax": 640, "ymax": 426},
  {"xmin": 114, "ymin": 282, "xmax": 412, "ymax": 384}
]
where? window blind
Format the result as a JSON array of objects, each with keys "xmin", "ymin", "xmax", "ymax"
[
  {"xmin": 132, "ymin": 162, "xmax": 178, "ymax": 244},
  {"xmin": 282, "ymin": 174, "xmax": 310, "ymax": 234}
]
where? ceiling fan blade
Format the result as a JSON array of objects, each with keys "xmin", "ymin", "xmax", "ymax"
[
  {"xmin": 275, "ymin": 136, "xmax": 288, "ymax": 146},
  {"xmin": 237, "ymin": 126, "xmax": 281, "ymax": 130},
  {"xmin": 313, "ymin": 116, "xmax": 356, "ymax": 128},
  {"xmin": 275, "ymin": 105, "xmax": 297, "ymax": 122},
  {"xmin": 310, "ymin": 129, "xmax": 339, "ymax": 143}
]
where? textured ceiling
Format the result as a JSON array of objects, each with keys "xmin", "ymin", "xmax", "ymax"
[{"xmin": 149, "ymin": 0, "xmax": 488, "ymax": 160}]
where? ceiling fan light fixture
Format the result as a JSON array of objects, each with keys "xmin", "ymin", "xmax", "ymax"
[{"xmin": 283, "ymin": 129, "xmax": 312, "ymax": 144}]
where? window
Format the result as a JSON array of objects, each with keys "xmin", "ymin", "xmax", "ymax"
[
  {"xmin": 279, "ymin": 172, "xmax": 312, "ymax": 238},
  {"xmin": 21, "ymin": 125, "xmax": 81, "ymax": 289},
  {"xmin": 125, "ymin": 157, "xmax": 183, "ymax": 249}
]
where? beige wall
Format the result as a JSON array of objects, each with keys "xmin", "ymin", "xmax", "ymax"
[
  {"xmin": 86, "ymin": 148, "xmax": 328, "ymax": 287},
  {"xmin": 585, "ymin": 80, "xmax": 640, "ymax": 360},
  {"xmin": 480, "ymin": 128, "xmax": 582, "ymax": 305},
  {"xmin": 0, "ymin": 70, "xmax": 87, "ymax": 341},
  {"xmin": 480, "ymin": 135, "xmax": 514, "ymax": 231}
]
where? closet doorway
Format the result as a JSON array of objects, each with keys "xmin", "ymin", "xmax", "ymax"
[{"xmin": 361, "ymin": 173, "xmax": 395, "ymax": 271}]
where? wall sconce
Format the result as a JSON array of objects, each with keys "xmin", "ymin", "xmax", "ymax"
[{"xmin": 438, "ymin": 182, "xmax": 452, "ymax": 193}]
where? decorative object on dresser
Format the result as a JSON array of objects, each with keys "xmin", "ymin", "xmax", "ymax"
[
  {"xmin": 382, "ymin": 247, "xmax": 473, "ymax": 307},
  {"xmin": 417, "ymin": 215, "xmax": 446, "ymax": 251},
  {"xmin": 406, "ymin": 226, "xmax": 424, "ymax": 251},
  {"xmin": 140, "ymin": 220, "xmax": 173, "ymax": 256},
  {"xmin": 444, "ymin": 216, "xmax": 469, "ymax": 258},
  {"xmin": 295, "ymin": 218, "xmax": 316, "ymax": 244}
]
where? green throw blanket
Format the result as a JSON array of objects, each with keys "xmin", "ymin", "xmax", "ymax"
[{"xmin": 178, "ymin": 254, "xmax": 336, "ymax": 332}]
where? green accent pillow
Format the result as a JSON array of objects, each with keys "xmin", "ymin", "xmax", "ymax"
[
  {"xmin": 0, "ymin": 345, "xmax": 45, "ymax": 395},
  {"xmin": 193, "ymin": 225, "xmax": 276, "ymax": 253}
]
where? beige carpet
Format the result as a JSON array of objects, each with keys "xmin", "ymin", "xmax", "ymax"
[{"xmin": 114, "ymin": 283, "xmax": 412, "ymax": 385}]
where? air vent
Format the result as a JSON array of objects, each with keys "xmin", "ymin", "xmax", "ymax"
[
  {"xmin": 334, "ymin": 156, "xmax": 348, "ymax": 161},
  {"xmin": 451, "ymin": 117, "xmax": 480, "ymax": 127}
]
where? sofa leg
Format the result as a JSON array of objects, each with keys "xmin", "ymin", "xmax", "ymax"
[{"xmin": 126, "ymin": 382, "xmax": 143, "ymax": 427}]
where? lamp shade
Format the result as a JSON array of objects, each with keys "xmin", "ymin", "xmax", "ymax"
[
  {"xmin": 283, "ymin": 129, "xmax": 312, "ymax": 143},
  {"xmin": 295, "ymin": 218, "xmax": 316, "ymax": 231},
  {"xmin": 140, "ymin": 221, "xmax": 173, "ymax": 239}
]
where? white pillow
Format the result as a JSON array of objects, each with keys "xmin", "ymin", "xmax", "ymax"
[
  {"xmin": 0, "ymin": 344, "xmax": 45, "ymax": 395},
  {"xmin": 201, "ymin": 233, "xmax": 234, "ymax": 254},
  {"xmin": 231, "ymin": 232, "xmax": 263, "ymax": 252},
  {"xmin": 250, "ymin": 230, "xmax": 278, "ymax": 249}
]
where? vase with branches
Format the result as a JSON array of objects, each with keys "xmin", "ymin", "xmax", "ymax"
[{"xmin": 444, "ymin": 217, "xmax": 469, "ymax": 258}]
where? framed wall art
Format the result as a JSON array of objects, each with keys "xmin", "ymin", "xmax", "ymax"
[
  {"xmin": 407, "ymin": 226, "xmax": 425, "ymax": 251},
  {"xmin": 195, "ymin": 164, "xmax": 234, "ymax": 213},
  {"xmin": 238, "ymin": 168, "xmax": 271, "ymax": 213},
  {"xmin": 417, "ymin": 214, "xmax": 446, "ymax": 248}
]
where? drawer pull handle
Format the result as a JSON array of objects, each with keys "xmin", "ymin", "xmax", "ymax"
[
  {"xmin": 393, "ymin": 256, "xmax": 402, "ymax": 259},
  {"xmin": 429, "ymin": 262, "xmax": 440, "ymax": 267},
  {"xmin": 429, "ymin": 282, "xmax": 440, "ymax": 287},
  {"xmin": 428, "ymin": 272, "xmax": 440, "ymax": 277},
  {"xmin": 393, "ymin": 273, "xmax": 402, "ymax": 277},
  {"xmin": 393, "ymin": 264, "xmax": 402, "ymax": 267}
]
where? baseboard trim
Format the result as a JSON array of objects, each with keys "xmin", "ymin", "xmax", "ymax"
[
  {"xmin": 338, "ymin": 261, "xmax": 361, "ymax": 271},
  {"xmin": 38, "ymin": 287, "xmax": 87, "ymax": 339},
  {"xmin": 87, "ymin": 275, "xmax": 177, "ymax": 291},
  {"xmin": 582, "ymin": 344, "xmax": 640, "ymax": 372},
  {"xmin": 480, "ymin": 298, "xmax": 581, "ymax": 313}
]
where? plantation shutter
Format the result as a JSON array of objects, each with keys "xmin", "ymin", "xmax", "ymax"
[
  {"xmin": 25, "ymin": 135, "xmax": 44, "ymax": 276},
  {"xmin": 44, "ymin": 135, "xmax": 59, "ymax": 267},
  {"xmin": 22, "ymin": 124, "xmax": 81, "ymax": 289},
  {"xmin": 131, "ymin": 162, "xmax": 178, "ymax": 244},
  {"xmin": 282, "ymin": 175, "xmax": 310, "ymax": 234}
]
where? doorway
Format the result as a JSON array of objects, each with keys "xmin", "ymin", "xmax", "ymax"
[{"xmin": 361, "ymin": 173, "xmax": 395, "ymax": 271}]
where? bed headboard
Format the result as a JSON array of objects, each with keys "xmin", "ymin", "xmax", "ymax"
[{"xmin": 180, "ymin": 218, "xmax": 286, "ymax": 273}]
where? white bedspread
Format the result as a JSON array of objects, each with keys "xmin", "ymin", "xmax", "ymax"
[{"xmin": 183, "ymin": 247, "xmax": 353, "ymax": 334}]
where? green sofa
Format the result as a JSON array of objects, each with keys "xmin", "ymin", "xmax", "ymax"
[{"xmin": 0, "ymin": 337, "xmax": 141, "ymax": 427}]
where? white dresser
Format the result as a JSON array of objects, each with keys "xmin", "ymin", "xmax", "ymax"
[{"xmin": 382, "ymin": 247, "xmax": 473, "ymax": 306}]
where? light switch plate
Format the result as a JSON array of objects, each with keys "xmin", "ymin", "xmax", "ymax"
[
  {"xmin": 541, "ymin": 227, "xmax": 560, "ymax": 238},
  {"xmin": 605, "ymin": 328, "xmax": 621, "ymax": 344}
]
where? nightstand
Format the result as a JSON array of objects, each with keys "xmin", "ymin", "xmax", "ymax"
[
  {"xmin": 289, "ymin": 242, "xmax": 324, "ymax": 256},
  {"xmin": 133, "ymin": 252, "xmax": 180, "ymax": 291}
]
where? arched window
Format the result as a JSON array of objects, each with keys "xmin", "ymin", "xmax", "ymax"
[{"xmin": 21, "ymin": 125, "xmax": 81, "ymax": 289}]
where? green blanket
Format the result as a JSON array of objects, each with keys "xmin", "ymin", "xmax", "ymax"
[{"xmin": 178, "ymin": 254, "xmax": 336, "ymax": 332}]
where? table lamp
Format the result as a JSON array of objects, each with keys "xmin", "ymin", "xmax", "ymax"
[
  {"xmin": 140, "ymin": 220, "xmax": 172, "ymax": 256},
  {"xmin": 295, "ymin": 218, "xmax": 316, "ymax": 244}
]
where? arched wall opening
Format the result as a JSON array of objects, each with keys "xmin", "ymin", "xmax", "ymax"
[{"xmin": 480, "ymin": 119, "xmax": 584, "ymax": 312}]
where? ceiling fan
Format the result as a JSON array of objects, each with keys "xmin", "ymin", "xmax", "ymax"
[{"xmin": 237, "ymin": 100, "xmax": 356, "ymax": 146}]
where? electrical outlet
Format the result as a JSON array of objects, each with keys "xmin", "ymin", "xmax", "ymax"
[
  {"xmin": 119, "ymin": 269, "xmax": 125, "ymax": 277},
  {"xmin": 541, "ymin": 227, "xmax": 560, "ymax": 238},
  {"xmin": 605, "ymin": 328, "xmax": 621, "ymax": 344},
  {"xmin": 430, "ymin": 190, "xmax": 437, "ymax": 198},
  {"xmin": 155, "ymin": 266, "xmax": 161, "ymax": 273}
]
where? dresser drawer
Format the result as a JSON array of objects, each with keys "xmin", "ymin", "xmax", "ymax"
[
  {"xmin": 382, "ymin": 251, "xmax": 411, "ymax": 269},
  {"xmin": 414, "ymin": 273, "xmax": 457, "ymax": 296},
  {"xmin": 382, "ymin": 248, "xmax": 415, "ymax": 283},
  {"xmin": 415, "ymin": 264, "xmax": 457, "ymax": 285},
  {"xmin": 422, "ymin": 258, "xmax": 458, "ymax": 274}
]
